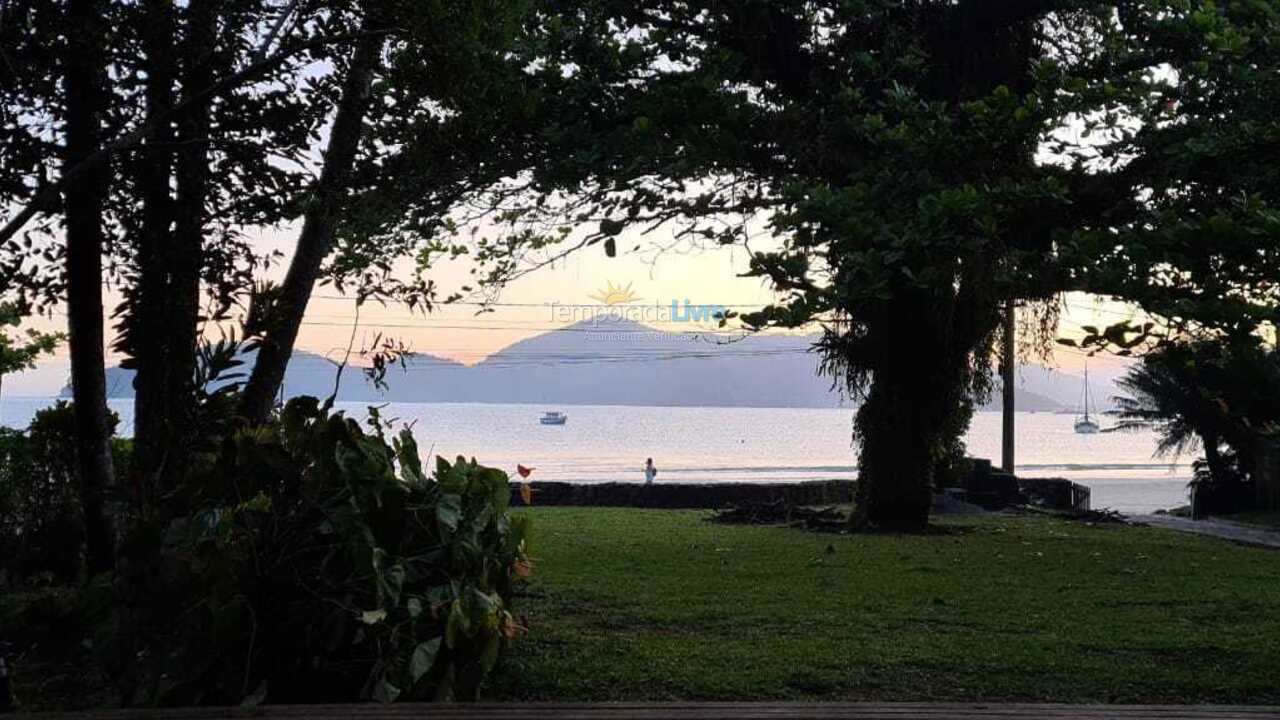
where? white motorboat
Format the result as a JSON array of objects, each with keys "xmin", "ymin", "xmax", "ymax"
[{"xmin": 539, "ymin": 411, "xmax": 567, "ymax": 426}]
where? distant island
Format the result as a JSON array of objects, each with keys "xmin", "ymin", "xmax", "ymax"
[{"xmin": 69, "ymin": 318, "xmax": 1098, "ymax": 411}]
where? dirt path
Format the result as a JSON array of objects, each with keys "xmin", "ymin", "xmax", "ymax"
[{"xmin": 1133, "ymin": 514, "xmax": 1280, "ymax": 549}]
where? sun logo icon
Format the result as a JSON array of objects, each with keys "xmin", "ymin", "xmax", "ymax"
[{"xmin": 589, "ymin": 281, "xmax": 642, "ymax": 306}]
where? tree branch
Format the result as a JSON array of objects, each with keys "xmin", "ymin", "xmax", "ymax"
[{"xmin": 0, "ymin": 27, "xmax": 398, "ymax": 247}]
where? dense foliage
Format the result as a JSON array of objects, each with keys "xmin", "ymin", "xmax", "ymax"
[
  {"xmin": 0, "ymin": 403, "xmax": 126, "ymax": 583},
  {"xmin": 101, "ymin": 397, "xmax": 531, "ymax": 706},
  {"xmin": 1062, "ymin": 0, "xmax": 1280, "ymax": 348},
  {"xmin": 0, "ymin": 303, "xmax": 62, "ymax": 398},
  {"xmin": 454, "ymin": 1, "xmax": 1120, "ymax": 529},
  {"xmin": 0, "ymin": 1, "xmax": 564, "ymax": 564},
  {"xmin": 1110, "ymin": 339, "xmax": 1280, "ymax": 513},
  {"xmin": 452, "ymin": 1, "xmax": 1280, "ymax": 530}
]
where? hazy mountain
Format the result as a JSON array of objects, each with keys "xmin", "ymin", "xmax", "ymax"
[
  {"xmin": 997, "ymin": 363, "xmax": 1120, "ymax": 413},
  {"xmin": 65, "ymin": 349, "xmax": 465, "ymax": 402},
  {"xmin": 77, "ymin": 318, "xmax": 1101, "ymax": 410}
]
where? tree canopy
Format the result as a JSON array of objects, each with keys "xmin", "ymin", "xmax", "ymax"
[
  {"xmin": 3, "ymin": 0, "xmax": 1280, "ymax": 535},
  {"xmin": 438, "ymin": 0, "xmax": 1280, "ymax": 529}
]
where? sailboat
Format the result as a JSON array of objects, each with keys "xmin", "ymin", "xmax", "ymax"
[{"xmin": 1073, "ymin": 364, "xmax": 1101, "ymax": 434}]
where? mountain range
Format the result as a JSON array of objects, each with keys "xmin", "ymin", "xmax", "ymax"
[{"xmin": 73, "ymin": 318, "xmax": 1111, "ymax": 411}]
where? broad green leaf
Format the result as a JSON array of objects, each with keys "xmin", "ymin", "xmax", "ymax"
[
  {"xmin": 410, "ymin": 637, "xmax": 443, "ymax": 682},
  {"xmin": 437, "ymin": 493, "xmax": 462, "ymax": 531},
  {"xmin": 372, "ymin": 677, "xmax": 400, "ymax": 703}
]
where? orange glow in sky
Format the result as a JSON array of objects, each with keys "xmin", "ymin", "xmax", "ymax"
[{"xmin": 5, "ymin": 221, "xmax": 1142, "ymax": 394}]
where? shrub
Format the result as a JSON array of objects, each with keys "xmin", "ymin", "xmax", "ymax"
[
  {"xmin": 0, "ymin": 402, "xmax": 122, "ymax": 583},
  {"xmin": 108, "ymin": 397, "xmax": 531, "ymax": 706}
]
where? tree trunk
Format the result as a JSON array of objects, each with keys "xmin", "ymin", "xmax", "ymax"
[
  {"xmin": 852, "ymin": 289, "xmax": 974, "ymax": 531},
  {"xmin": 63, "ymin": 0, "xmax": 116, "ymax": 574},
  {"xmin": 128, "ymin": 0, "xmax": 217, "ymax": 495},
  {"xmin": 162, "ymin": 0, "xmax": 216, "ymax": 484},
  {"xmin": 1204, "ymin": 434, "xmax": 1226, "ymax": 485},
  {"xmin": 851, "ymin": 246, "xmax": 1002, "ymax": 531},
  {"xmin": 854, "ymin": 371, "xmax": 938, "ymax": 532},
  {"xmin": 848, "ymin": 2, "xmax": 1034, "ymax": 531},
  {"xmin": 239, "ymin": 20, "xmax": 385, "ymax": 425},
  {"xmin": 128, "ymin": 0, "xmax": 177, "ymax": 503}
]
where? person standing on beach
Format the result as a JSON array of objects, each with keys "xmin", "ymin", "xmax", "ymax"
[{"xmin": 644, "ymin": 458, "xmax": 658, "ymax": 484}]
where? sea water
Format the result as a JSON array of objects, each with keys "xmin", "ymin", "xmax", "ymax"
[{"xmin": 0, "ymin": 398, "xmax": 1189, "ymax": 513}]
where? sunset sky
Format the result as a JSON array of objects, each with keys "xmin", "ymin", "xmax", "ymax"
[{"xmin": 6, "ymin": 219, "xmax": 1142, "ymax": 395}]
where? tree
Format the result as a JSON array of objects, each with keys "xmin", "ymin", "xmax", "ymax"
[
  {"xmin": 450, "ymin": 0, "xmax": 1280, "ymax": 531},
  {"xmin": 457, "ymin": 1, "xmax": 1124, "ymax": 530},
  {"xmin": 61, "ymin": 0, "xmax": 120, "ymax": 573},
  {"xmin": 240, "ymin": 0, "xmax": 549, "ymax": 424},
  {"xmin": 1111, "ymin": 338, "xmax": 1280, "ymax": 498},
  {"xmin": 1061, "ymin": 0, "xmax": 1280, "ymax": 351},
  {"xmin": 2, "ymin": 0, "xmax": 585, "ymax": 509},
  {"xmin": 1111, "ymin": 343, "xmax": 1239, "ymax": 485},
  {"xmin": 113, "ymin": 0, "xmax": 323, "ymax": 493},
  {"xmin": 1, "ymin": 0, "xmax": 334, "ymax": 532},
  {"xmin": 0, "ymin": 303, "xmax": 63, "ymax": 401},
  {"xmin": 237, "ymin": 9, "xmax": 389, "ymax": 424}
]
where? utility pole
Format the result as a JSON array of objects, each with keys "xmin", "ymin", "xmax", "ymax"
[{"xmin": 1001, "ymin": 300, "xmax": 1016, "ymax": 473}]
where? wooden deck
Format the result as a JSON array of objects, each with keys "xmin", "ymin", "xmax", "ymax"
[{"xmin": 40, "ymin": 703, "xmax": 1280, "ymax": 719}]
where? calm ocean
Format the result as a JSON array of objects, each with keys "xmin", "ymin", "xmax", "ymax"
[{"xmin": 0, "ymin": 398, "xmax": 1190, "ymax": 513}]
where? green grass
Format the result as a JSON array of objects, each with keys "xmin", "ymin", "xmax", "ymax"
[{"xmin": 489, "ymin": 509, "xmax": 1280, "ymax": 704}]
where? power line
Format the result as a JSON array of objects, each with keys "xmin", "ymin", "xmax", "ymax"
[
  {"xmin": 297, "ymin": 319, "xmax": 768, "ymax": 336},
  {"xmin": 281, "ymin": 347, "xmax": 814, "ymax": 370},
  {"xmin": 310, "ymin": 294, "xmax": 774, "ymax": 309}
]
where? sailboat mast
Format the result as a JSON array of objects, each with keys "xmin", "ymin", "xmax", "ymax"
[{"xmin": 1083, "ymin": 365, "xmax": 1091, "ymax": 421}]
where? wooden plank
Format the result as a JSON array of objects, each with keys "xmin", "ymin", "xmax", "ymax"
[{"xmin": 37, "ymin": 703, "xmax": 1280, "ymax": 720}]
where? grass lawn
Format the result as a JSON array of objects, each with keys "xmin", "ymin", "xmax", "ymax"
[{"xmin": 489, "ymin": 508, "xmax": 1280, "ymax": 704}]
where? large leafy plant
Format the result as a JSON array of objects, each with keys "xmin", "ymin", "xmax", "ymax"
[{"xmin": 109, "ymin": 397, "xmax": 530, "ymax": 705}]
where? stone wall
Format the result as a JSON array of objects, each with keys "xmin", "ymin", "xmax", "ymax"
[
  {"xmin": 508, "ymin": 480, "xmax": 855, "ymax": 509},
  {"xmin": 1019, "ymin": 477, "xmax": 1092, "ymax": 512},
  {"xmin": 959, "ymin": 458, "xmax": 1092, "ymax": 512},
  {"xmin": 506, "ymin": 469, "xmax": 1091, "ymax": 512}
]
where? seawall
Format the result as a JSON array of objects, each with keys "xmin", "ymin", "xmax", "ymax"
[{"xmin": 508, "ymin": 480, "xmax": 855, "ymax": 509}]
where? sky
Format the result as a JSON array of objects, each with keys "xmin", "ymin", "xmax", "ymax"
[
  {"xmin": 0, "ymin": 11, "xmax": 1153, "ymax": 398},
  {"xmin": 4, "ymin": 217, "xmax": 1140, "ymax": 396}
]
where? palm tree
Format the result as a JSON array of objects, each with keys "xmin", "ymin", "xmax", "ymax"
[{"xmin": 1108, "ymin": 343, "xmax": 1235, "ymax": 486}]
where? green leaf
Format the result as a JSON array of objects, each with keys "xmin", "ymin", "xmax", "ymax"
[
  {"xmin": 410, "ymin": 637, "xmax": 443, "ymax": 682},
  {"xmin": 437, "ymin": 494, "xmax": 463, "ymax": 531},
  {"xmin": 397, "ymin": 430, "xmax": 425, "ymax": 485},
  {"xmin": 477, "ymin": 466, "xmax": 511, "ymax": 513},
  {"xmin": 372, "ymin": 677, "xmax": 401, "ymax": 704},
  {"xmin": 446, "ymin": 601, "xmax": 470, "ymax": 648}
]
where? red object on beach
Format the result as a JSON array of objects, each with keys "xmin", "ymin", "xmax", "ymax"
[{"xmin": 517, "ymin": 464, "xmax": 535, "ymax": 478}]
